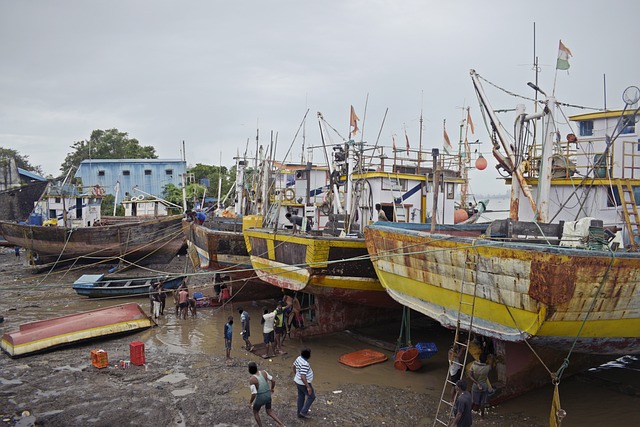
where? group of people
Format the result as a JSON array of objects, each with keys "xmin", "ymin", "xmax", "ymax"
[
  {"xmin": 246, "ymin": 347, "xmax": 316, "ymax": 426},
  {"xmin": 448, "ymin": 346, "xmax": 495, "ymax": 426}
]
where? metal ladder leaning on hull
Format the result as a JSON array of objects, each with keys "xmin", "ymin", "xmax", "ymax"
[{"xmin": 433, "ymin": 246, "xmax": 479, "ymax": 426}]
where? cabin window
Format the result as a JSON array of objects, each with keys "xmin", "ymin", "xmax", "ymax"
[
  {"xmin": 54, "ymin": 197, "xmax": 61, "ymax": 203},
  {"xmin": 446, "ymin": 183, "xmax": 455, "ymax": 199},
  {"xmin": 122, "ymin": 170, "xmax": 130, "ymax": 176},
  {"xmin": 607, "ymin": 186, "xmax": 640, "ymax": 207},
  {"xmin": 49, "ymin": 209, "xmax": 57, "ymax": 219},
  {"xmin": 165, "ymin": 169, "xmax": 173, "ymax": 175},
  {"xmin": 618, "ymin": 116, "xmax": 636, "ymax": 135},
  {"xmin": 98, "ymin": 170, "xmax": 105, "ymax": 177},
  {"xmin": 382, "ymin": 178, "xmax": 407, "ymax": 191},
  {"xmin": 579, "ymin": 120, "xmax": 593, "ymax": 136},
  {"xmin": 144, "ymin": 169, "xmax": 152, "ymax": 176}
]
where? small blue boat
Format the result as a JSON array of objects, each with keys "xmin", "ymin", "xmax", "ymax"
[{"xmin": 72, "ymin": 274, "xmax": 186, "ymax": 298}]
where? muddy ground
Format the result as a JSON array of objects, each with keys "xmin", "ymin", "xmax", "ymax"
[{"xmin": 0, "ymin": 248, "xmax": 545, "ymax": 427}]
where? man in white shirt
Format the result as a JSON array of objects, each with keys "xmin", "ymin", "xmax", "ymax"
[
  {"xmin": 292, "ymin": 348, "xmax": 315, "ymax": 418},
  {"xmin": 262, "ymin": 307, "xmax": 276, "ymax": 358}
]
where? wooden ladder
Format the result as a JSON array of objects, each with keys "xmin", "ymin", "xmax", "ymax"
[
  {"xmin": 432, "ymin": 248, "xmax": 478, "ymax": 426},
  {"xmin": 616, "ymin": 180, "xmax": 640, "ymax": 248}
]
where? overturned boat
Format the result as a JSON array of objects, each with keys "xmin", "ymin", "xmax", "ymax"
[{"xmin": 1, "ymin": 303, "xmax": 155, "ymax": 357}]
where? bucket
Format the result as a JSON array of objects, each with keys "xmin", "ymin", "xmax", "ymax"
[
  {"xmin": 394, "ymin": 350, "xmax": 407, "ymax": 371},
  {"xmin": 400, "ymin": 347, "xmax": 422, "ymax": 371},
  {"xmin": 394, "ymin": 360, "xmax": 408, "ymax": 371}
]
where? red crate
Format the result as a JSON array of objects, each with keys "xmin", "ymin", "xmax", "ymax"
[
  {"xmin": 91, "ymin": 350, "xmax": 109, "ymax": 369},
  {"xmin": 130, "ymin": 341, "xmax": 145, "ymax": 365}
]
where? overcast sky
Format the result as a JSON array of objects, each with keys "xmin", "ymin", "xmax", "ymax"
[{"xmin": 1, "ymin": 1, "xmax": 638, "ymax": 194}]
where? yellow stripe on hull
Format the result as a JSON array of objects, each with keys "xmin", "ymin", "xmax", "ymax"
[{"xmin": 2, "ymin": 319, "xmax": 154, "ymax": 357}]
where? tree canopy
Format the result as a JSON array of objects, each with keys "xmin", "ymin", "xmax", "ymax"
[
  {"xmin": 60, "ymin": 129, "xmax": 157, "ymax": 174},
  {"xmin": 0, "ymin": 147, "xmax": 44, "ymax": 175}
]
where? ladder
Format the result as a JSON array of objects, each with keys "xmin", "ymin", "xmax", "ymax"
[
  {"xmin": 616, "ymin": 179, "xmax": 640, "ymax": 249},
  {"xmin": 390, "ymin": 175, "xmax": 407, "ymax": 222},
  {"xmin": 432, "ymin": 248, "xmax": 479, "ymax": 426}
]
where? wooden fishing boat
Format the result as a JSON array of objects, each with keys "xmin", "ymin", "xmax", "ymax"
[
  {"xmin": 244, "ymin": 110, "xmax": 477, "ymax": 334},
  {"xmin": 365, "ymin": 69, "xmax": 640, "ymax": 402},
  {"xmin": 72, "ymin": 274, "xmax": 186, "ymax": 298},
  {"xmin": 0, "ymin": 303, "xmax": 155, "ymax": 357}
]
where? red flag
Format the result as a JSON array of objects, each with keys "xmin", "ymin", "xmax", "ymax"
[
  {"xmin": 392, "ymin": 135, "xmax": 397, "ymax": 151},
  {"xmin": 350, "ymin": 105, "xmax": 360, "ymax": 136},
  {"xmin": 467, "ymin": 109, "xmax": 475, "ymax": 134},
  {"xmin": 404, "ymin": 129, "xmax": 410, "ymax": 152}
]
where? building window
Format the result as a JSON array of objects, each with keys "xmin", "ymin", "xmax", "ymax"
[
  {"xmin": 98, "ymin": 170, "xmax": 105, "ymax": 176},
  {"xmin": 144, "ymin": 170, "xmax": 152, "ymax": 176},
  {"xmin": 123, "ymin": 170, "xmax": 130, "ymax": 176},
  {"xmin": 579, "ymin": 120, "xmax": 593, "ymax": 136},
  {"xmin": 165, "ymin": 169, "xmax": 173, "ymax": 175}
]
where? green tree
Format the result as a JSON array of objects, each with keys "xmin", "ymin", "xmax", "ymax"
[
  {"xmin": 60, "ymin": 129, "xmax": 157, "ymax": 174},
  {"xmin": 100, "ymin": 194, "xmax": 124, "ymax": 216},
  {"xmin": 162, "ymin": 182, "xmax": 208, "ymax": 211},
  {"xmin": 188, "ymin": 163, "xmax": 236, "ymax": 204},
  {"xmin": 0, "ymin": 147, "xmax": 44, "ymax": 175}
]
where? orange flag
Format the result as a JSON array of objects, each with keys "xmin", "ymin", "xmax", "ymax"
[
  {"xmin": 350, "ymin": 105, "xmax": 360, "ymax": 136},
  {"xmin": 443, "ymin": 127, "xmax": 452, "ymax": 154},
  {"xmin": 467, "ymin": 109, "xmax": 475, "ymax": 134}
]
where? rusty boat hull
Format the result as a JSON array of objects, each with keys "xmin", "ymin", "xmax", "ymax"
[
  {"xmin": 0, "ymin": 215, "xmax": 185, "ymax": 270},
  {"xmin": 364, "ymin": 222, "xmax": 640, "ymax": 356},
  {"xmin": 244, "ymin": 227, "xmax": 399, "ymax": 308},
  {"xmin": 182, "ymin": 220, "xmax": 282, "ymax": 301}
]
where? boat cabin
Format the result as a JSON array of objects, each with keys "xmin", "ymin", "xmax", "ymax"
[{"xmin": 31, "ymin": 183, "xmax": 103, "ymax": 228}]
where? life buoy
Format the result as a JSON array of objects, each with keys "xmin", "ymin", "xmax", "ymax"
[{"xmin": 283, "ymin": 188, "xmax": 295, "ymax": 201}]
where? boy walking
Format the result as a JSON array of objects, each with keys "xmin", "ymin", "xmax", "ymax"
[
  {"xmin": 224, "ymin": 315, "xmax": 234, "ymax": 360},
  {"xmin": 239, "ymin": 307, "xmax": 254, "ymax": 351}
]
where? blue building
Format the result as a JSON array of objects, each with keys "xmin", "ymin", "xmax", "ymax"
[{"xmin": 75, "ymin": 159, "xmax": 186, "ymax": 198}]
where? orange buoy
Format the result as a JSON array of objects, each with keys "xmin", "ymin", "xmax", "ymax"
[
  {"xmin": 475, "ymin": 154, "xmax": 487, "ymax": 171},
  {"xmin": 454, "ymin": 209, "xmax": 469, "ymax": 224}
]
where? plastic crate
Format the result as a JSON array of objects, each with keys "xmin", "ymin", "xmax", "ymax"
[
  {"xmin": 129, "ymin": 341, "xmax": 145, "ymax": 365},
  {"xmin": 415, "ymin": 342, "xmax": 438, "ymax": 359},
  {"xmin": 91, "ymin": 350, "xmax": 109, "ymax": 369}
]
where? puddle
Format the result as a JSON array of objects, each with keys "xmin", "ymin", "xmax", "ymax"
[{"xmin": 156, "ymin": 372, "xmax": 188, "ymax": 384}]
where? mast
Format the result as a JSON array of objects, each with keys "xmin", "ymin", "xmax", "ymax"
[{"xmin": 470, "ymin": 69, "xmax": 541, "ymax": 219}]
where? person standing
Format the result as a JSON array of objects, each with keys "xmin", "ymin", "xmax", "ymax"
[
  {"xmin": 178, "ymin": 287, "xmax": 189, "ymax": 320},
  {"xmin": 273, "ymin": 302, "xmax": 286, "ymax": 354},
  {"xmin": 14, "ymin": 246, "xmax": 20, "ymax": 258},
  {"xmin": 239, "ymin": 307, "xmax": 254, "ymax": 351},
  {"xmin": 224, "ymin": 315, "xmax": 234, "ymax": 361},
  {"xmin": 292, "ymin": 348, "xmax": 315, "ymax": 419},
  {"xmin": 448, "ymin": 345, "xmax": 464, "ymax": 402},
  {"xmin": 450, "ymin": 380, "xmax": 472, "ymax": 427},
  {"xmin": 375, "ymin": 203, "xmax": 389, "ymax": 221},
  {"xmin": 248, "ymin": 362, "xmax": 285, "ymax": 427},
  {"xmin": 219, "ymin": 283, "xmax": 232, "ymax": 311},
  {"xmin": 262, "ymin": 307, "xmax": 276, "ymax": 358},
  {"xmin": 468, "ymin": 352, "xmax": 492, "ymax": 419}
]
